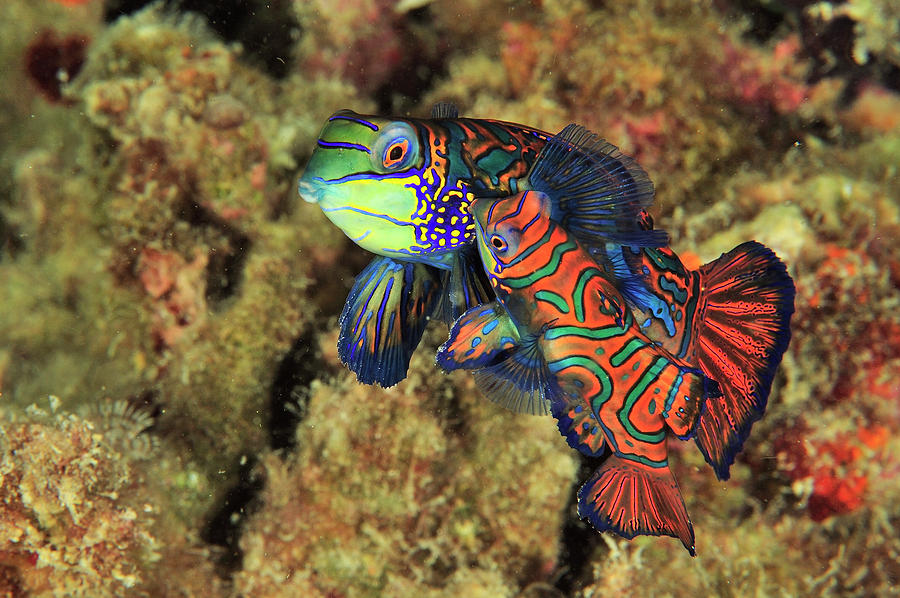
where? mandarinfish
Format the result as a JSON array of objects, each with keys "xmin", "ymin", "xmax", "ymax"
[
  {"xmin": 300, "ymin": 104, "xmax": 794, "ymax": 483},
  {"xmin": 298, "ymin": 103, "xmax": 664, "ymax": 387}
]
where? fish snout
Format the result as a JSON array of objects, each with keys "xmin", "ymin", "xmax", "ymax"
[{"xmin": 297, "ymin": 176, "xmax": 322, "ymax": 204}]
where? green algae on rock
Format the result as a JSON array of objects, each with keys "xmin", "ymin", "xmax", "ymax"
[{"xmin": 234, "ymin": 371, "xmax": 576, "ymax": 597}]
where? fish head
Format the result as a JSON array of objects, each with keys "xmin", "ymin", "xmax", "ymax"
[
  {"xmin": 298, "ymin": 110, "xmax": 432, "ymax": 259},
  {"xmin": 471, "ymin": 190, "xmax": 553, "ymax": 279}
]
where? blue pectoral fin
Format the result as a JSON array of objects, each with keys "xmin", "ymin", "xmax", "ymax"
[
  {"xmin": 338, "ymin": 256, "xmax": 442, "ymax": 387},
  {"xmin": 436, "ymin": 301, "xmax": 519, "ymax": 371},
  {"xmin": 471, "ymin": 329, "xmax": 561, "ymax": 416},
  {"xmin": 529, "ymin": 123, "xmax": 668, "ymax": 250}
]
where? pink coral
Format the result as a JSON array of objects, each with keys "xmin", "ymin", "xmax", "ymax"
[
  {"xmin": 0, "ymin": 412, "xmax": 157, "ymax": 595},
  {"xmin": 713, "ymin": 34, "xmax": 810, "ymax": 115},
  {"xmin": 500, "ymin": 22, "xmax": 542, "ymax": 97},
  {"xmin": 137, "ymin": 248, "xmax": 209, "ymax": 349},
  {"xmin": 773, "ymin": 424, "xmax": 888, "ymax": 522},
  {"xmin": 296, "ymin": 0, "xmax": 404, "ymax": 93},
  {"xmin": 840, "ymin": 83, "xmax": 900, "ymax": 135}
]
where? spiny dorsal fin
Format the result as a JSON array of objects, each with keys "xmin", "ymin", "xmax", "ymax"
[{"xmin": 431, "ymin": 102, "xmax": 459, "ymax": 119}]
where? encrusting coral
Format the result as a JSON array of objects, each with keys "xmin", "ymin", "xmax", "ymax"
[
  {"xmin": 0, "ymin": 400, "xmax": 223, "ymax": 598},
  {"xmin": 4, "ymin": 3, "xmax": 367, "ymax": 477},
  {"xmin": 234, "ymin": 357, "xmax": 576, "ymax": 598}
]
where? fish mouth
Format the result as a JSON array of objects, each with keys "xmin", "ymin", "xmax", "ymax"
[{"xmin": 297, "ymin": 176, "xmax": 323, "ymax": 204}]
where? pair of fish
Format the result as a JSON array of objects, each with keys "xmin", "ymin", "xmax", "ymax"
[{"xmin": 298, "ymin": 104, "xmax": 795, "ymax": 554}]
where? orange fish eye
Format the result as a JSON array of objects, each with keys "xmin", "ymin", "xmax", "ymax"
[
  {"xmin": 490, "ymin": 235, "xmax": 508, "ymax": 252},
  {"xmin": 382, "ymin": 139, "xmax": 410, "ymax": 169}
]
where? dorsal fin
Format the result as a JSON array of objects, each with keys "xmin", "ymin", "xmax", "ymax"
[
  {"xmin": 430, "ymin": 102, "xmax": 459, "ymax": 119},
  {"xmin": 529, "ymin": 123, "xmax": 668, "ymax": 249}
]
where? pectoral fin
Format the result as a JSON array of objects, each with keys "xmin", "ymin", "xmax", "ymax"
[
  {"xmin": 339, "ymin": 256, "xmax": 441, "ymax": 387},
  {"xmin": 437, "ymin": 304, "xmax": 559, "ymax": 415},
  {"xmin": 436, "ymin": 301, "xmax": 518, "ymax": 371},
  {"xmin": 470, "ymin": 331, "xmax": 560, "ymax": 416}
]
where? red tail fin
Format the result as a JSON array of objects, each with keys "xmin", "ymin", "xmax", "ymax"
[
  {"xmin": 577, "ymin": 455, "xmax": 695, "ymax": 555},
  {"xmin": 693, "ymin": 241, "xmax": 795, "ymax": 480}
]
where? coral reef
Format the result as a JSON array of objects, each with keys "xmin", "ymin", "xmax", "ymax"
[
  {"xmin": 807, "ymin": 0, "xmax": 900, "ymax": 68},
  {"xmin": 1, "ymin": 0, "xmax": 898, "ymax": 595},
  {"xmin": 0, "ymin": 400, "xmax": 222, "ymax": 597},
  {"xmin": 234, "ymin": 363, "xmax": 575, "ymax": 597}
]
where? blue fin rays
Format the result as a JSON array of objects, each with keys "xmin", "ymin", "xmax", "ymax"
[
  {"xmin": 338, "ymin": 256, "xmax": 441, "ymax": 387},
  {"xmin": 530, "ymin": 124, "xmax": 668, "ymax": 250},
  {"xmin": 437, "ymin": 303, "xmax": 561, "ymax": 415}
]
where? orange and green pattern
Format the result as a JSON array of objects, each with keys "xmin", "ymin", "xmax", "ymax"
[
  {"xmin": 439, "ymin": 189, "xmax": 719, "ymax": 554},
  {"xmin": 605, "ymin": 210, "xmax": 795, "ymax": 480}
]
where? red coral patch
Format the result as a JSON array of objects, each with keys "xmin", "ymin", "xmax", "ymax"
[{"xmin": 25, "ymin": 30, "xmax": 89, "ymax": 104}]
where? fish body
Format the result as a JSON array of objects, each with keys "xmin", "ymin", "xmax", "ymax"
[
  {"xmin": 299, "ymin": 106, "xmax": 662, "ymax": 387},
  {"xmin": 438, "ymin": 189, "xmax": 720, "ymax": 554}
]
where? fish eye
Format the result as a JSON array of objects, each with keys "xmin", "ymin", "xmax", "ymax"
[
  {"xmin": 371, "ymin": 121, "xmax": 419, "ymax": 173},
  {"xmin": 490, "ymin": 235, "xmax": 508, "ymax": 252},
  {"xmin": 383, "ymin": 139, "xmax": 409, "ymax": 168}
]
